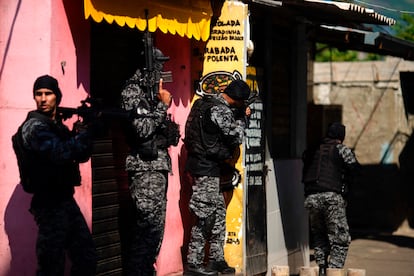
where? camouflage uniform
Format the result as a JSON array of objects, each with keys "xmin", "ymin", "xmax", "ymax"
[
  {"xmin": 303, "ymin": 132, "xmax": 358, "ymax": 269},
  {"xmin": 31, "ymin": 199, "xmax": 97, "ymax": 276},
  {"xmin": 186, "ymin": 94, "xmax": 246, "ymax": 267},
  {"xmin": 187, "ymin": 176, "xmax": 227, "ymax": 265},
  {"xmin": 120, "ymin": 69, "xmax": 171, "ymax": 275},
  {"xmin": 304, "ymin": 192, "xmax": 350, "ymax": 268},
  {"xmin": 15, "ymin": 111, "xmax": 97, "ymax": 276}
]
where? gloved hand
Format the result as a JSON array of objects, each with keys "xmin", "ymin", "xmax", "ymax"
[
  {"xmin": 73, "ymin": 117, "xmax": 104, "ymax": 138},
  {"xmin": 73, "ymin": 119, "xmax": 89, "ymax": 134}
]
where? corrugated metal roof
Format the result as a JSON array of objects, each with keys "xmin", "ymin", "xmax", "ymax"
[
  {"xmin": 311, "ymin": 0, "xmax": 395, "ymax": 25},
  {"xmin": 281, "ymin": 0, "xmax": 396, "ymax": 27},
  {"xmin": 249, "ymin": 0, "xmax": 282, "ymax": 7},
  {"xmin": 310, "ymin": 25, "xmax": 414, "ymax": 60},
  {"xmin": 245, "ymin": 0, "xmax": 414, "ymax": 60}
]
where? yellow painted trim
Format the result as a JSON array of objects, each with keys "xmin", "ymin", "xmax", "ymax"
[{"xmin": 84, "ymin": 0, "xmax": 212, "ymax": 41}]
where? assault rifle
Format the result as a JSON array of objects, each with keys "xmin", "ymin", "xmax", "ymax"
[
  {"xmin": 140, "ymin": 9, "xmax": 173, "ymax": 104},
  {"xmin": 230, "ymin": 91, "xmax": 260, "ymax": 119},
  {"xmin": 57, "ymin": 97, "xmax": 158, "ymax": 126},
  {"xmin": 57, "ymin": 97, "xmax": 131, "ymax": 122},
  {"xmin": 58, "ymin": 97, "xmax": 163, "ymax": 137},
  {"xmin": 246, "ymin": 91, "xmax": 259, "ymax": 107}
]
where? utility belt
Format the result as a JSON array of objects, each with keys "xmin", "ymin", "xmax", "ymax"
[{"xmin": 304, "ymin": 181, "xmax": 346, "ymax": 197}]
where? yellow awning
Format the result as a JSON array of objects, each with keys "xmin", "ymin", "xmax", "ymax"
[{"xmin": 84, "ymin": 0, "xmax": 212, "ymax": 41}]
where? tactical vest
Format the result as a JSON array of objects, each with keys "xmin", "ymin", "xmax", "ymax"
[
  {"xmin": 12, "ymin": 111, "xmax": 81, "ymax": 194},
  {"xmin": 184, "ymin": 97, "xmax": 232, "ymax": 161},
  {"xmin": 124, "ymin": 97, "xmax": 180, "ymax": 161},
  {"xmin": 303, "ymin": 140, "xmax": 344, "ymax": 195}
]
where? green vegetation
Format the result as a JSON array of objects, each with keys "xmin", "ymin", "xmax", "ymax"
[
  {"xmin": 392, "ymin": 13, "xmax": 414, "ymax": 42},
  {"xmin": 314, "ymin": 44, "xmax": 383, "ymax": 62}
]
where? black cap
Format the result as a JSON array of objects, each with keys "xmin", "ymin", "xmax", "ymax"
[
  {"xmin": 327, "ymin": 122, "xmax": 346, "ymax": 141},
  {"xmin": 224, "ymin": 79, "xmax": 251, "ymax": 101},
  {"xmin": 33, "ymin": 75, "xmax": 62, "ymax": 105}
]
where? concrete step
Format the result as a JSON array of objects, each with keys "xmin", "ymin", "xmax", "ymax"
[{"xmin": 271, "ymin": 266, "xmax": 366, "ymax": 276}]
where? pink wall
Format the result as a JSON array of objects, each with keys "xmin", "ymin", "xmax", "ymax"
[
  {"xmin": 0, "ymin": 0, "xmax": 91, "ymax": 275},
  {"xmin": 155, "ymin": 33, "xmax": 194, "ymax": 275},
  {"xmin": 1, "ymin": 1, "xmax": 195, "ymax": 275}
]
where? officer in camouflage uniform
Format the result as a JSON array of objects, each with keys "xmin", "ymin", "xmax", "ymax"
[
  {"xmin": 184, "ymin": 80, "xmax": 251, "ymax": 276},
  {"xmin": 12, "ymin": 75, "xmax": 97, "ymax": 275},
  {"xmin": 302, "ymin": 122, "xmax": 359, "ymax": 276},
  {"xmin": 120, "ymin": 64, "xmax": 177, "ymax": 275}
]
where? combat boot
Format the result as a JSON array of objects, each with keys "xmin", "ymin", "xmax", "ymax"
[
  {"xmin": 318, "ymin": 265, "xmax": 326, "ymax": 276},
  {"xmin": 207, "ymin": 260, "xmax": 235, "ymax": 275},
  {"xmin": 184, "ymin": 263, "xmax": 218, "ymax": 276}
]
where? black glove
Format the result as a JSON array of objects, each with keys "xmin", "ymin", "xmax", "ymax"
[
  {"xmin": 73, "ymin": 119, "xmax": 88, "ymax": 134},
  {"xmin": 219, "ymin": 162, "xmax": 241, "ymax": 192}
]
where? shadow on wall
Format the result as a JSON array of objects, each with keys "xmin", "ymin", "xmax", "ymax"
[
  {"xmin": 399, "ymin": 129, "xmax": 414, "ymax": 229},
  {"xmin": 62, "ymin": 0, "xmax": 92, "ymax": 91},
  {"xmin": 4, "ymin": 184, "xmax": 37, "ymax": 275},
  {"xmin": 178, "ymin": 144, "xmax": 194, "ymax": 265},
  {"xmin": 348, "ymin": 131, "xmax": 414, "ymax": 234},
  {"xmin": 347, "ymin": 163, "xmax": 406, "ymax": 234},
  {"xmin": 274, "ymin": 159, "xmax": 309, "ymax": 269}
]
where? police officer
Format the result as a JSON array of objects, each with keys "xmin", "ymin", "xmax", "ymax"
[
  {"xmin": 12, "ymin": 75, "xmax": 97, "ymax": 275},
  {"xmin": 302, "ymin": 122, "xmax": 359, "ymax": 276},
  {"xmin": 120, "ymin": 61, "xmax": 178, "ymax": 274},
  {"xmin": 184, "ymin": 79, "xmax": 251, "ymax": 276}
]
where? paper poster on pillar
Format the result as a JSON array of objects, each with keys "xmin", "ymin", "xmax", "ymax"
[{"xmin": 194, "ymin": 0, "xmax": 249, "ymax": 271}]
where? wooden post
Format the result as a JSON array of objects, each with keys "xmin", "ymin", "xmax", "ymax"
[
  {"xmin": 271, "ymin": 265, "xmax": 289, "ymax": 276},
  {"xmin": 299, "ymin": 266, "xmax": 318, "ymax": 276},
  {"xmin": 347, "ymin": 268, "xmax": 366, "ymax": 276},
  {"xmin": 326, "ymin": 268, "xmax": 345, "ymax": 276}
]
